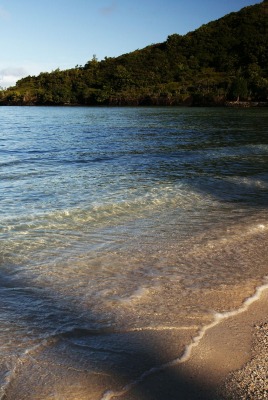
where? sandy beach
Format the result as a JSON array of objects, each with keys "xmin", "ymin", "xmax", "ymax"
[
  {"xmin": 102, "ymin": 282, "xmax": 268, "ymax": 400},
  {"xmin": 2, "ymin": 284, "xmax": 267, "ymax": 400}
]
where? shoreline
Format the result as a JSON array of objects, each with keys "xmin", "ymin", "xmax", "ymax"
[
  {"xmin": 102, "ymin": 278, "xmax": 268, "ymax": 400},
  {"xmin": 179, "ymin": 278, "xmax": 268, "ymax": 399},
  {"xmin": 0, "ymin": 101, "xmax": 268, "ymax": 108}
]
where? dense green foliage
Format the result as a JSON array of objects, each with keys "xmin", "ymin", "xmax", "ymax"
[{"xmin": 1, "ymin": 1, "xmax": 268, "ymax": 106}]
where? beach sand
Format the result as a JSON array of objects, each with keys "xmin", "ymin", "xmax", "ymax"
[
  {"xmin": 107, "ymin": 284, "xmax": 268, "ymax": 400},
  {"xmin": 2, "ymin": 284, "xmax": 267, "ymax": 400}
]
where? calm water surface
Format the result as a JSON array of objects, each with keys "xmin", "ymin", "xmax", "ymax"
[{"xmin": 0, "ymin": 106, "xmax": 268, "ymax": 399}]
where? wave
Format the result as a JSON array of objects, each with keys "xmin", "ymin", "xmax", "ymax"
[
  {"xmin": 1, "ymin": 182, "xmax": 209, "ymax": 238},
  {"xmin": 0, "ymin": 180, "xmax": 223, "ymax": 269}
]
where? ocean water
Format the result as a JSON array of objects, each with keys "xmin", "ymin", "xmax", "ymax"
[{"xmin": 0, "ymin": 106, "xmax": 268, "ymax": 399}]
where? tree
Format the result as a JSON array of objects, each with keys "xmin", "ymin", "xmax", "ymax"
[
  {"xmin": 0, "ymin": 1, "xmax": 267, "ymax": 106},
  {"xmin": 230, "ymin": 76, "xmax": 248, "ymax": 101}
]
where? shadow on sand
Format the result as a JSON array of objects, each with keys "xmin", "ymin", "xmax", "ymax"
[{"xmin": 0, "ymin": 269, "xmax": 235, "ymax": 400}]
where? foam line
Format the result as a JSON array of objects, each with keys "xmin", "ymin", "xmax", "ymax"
[
  {"xmin": 125, "ymin": 325, "xmax": 198, "ymax": 332},
  {"xmin": 100, "ymin": 277, "xmax": 268, "ymax": 400}
]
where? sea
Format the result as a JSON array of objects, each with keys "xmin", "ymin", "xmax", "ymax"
[{"xmin": 0, "ymin": 106, "xmax": 268, "ymax": 399}]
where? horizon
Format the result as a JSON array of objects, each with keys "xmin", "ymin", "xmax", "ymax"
[{"xmin": 0, "ymin": 0, "xmax": 263, "ymax": 89}]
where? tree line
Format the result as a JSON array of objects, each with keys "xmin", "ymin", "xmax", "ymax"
[{"xmin": 1, "ymin": 1, "xmax": 267, "ymax": 106}]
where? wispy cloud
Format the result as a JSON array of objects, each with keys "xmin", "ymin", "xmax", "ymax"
[
  {"xmin": 99, "ymin": 2, "xmax": 117, "ymax": 16},
  {"xmin": 0, "ymin": 5, "xmax": 10, "ymax": 20},
  {"xmin": 0, "ymin": 67, "xmax": 27, "ymax": 77},
  {"xmin": 0, "ymin": 67, "xmax": 28, "ymax": 88}
]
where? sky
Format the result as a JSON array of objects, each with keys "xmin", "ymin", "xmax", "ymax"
[{"xmin": 0, "ymin": 0, "xmax": 263, "ymax": 88}]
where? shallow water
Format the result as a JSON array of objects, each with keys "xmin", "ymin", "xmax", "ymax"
[{"xmin": 0, "ymin": 106, "xmax": 268, "ymax": 399}]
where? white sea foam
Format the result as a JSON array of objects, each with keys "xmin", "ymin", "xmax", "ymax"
[
  {"xmin": 226, "ymin": 175, "xmax": 268, "ymax": 189},
  {"xmin": 100, "ymin": 277, "xmax": 268, "ymax": 400},
  {"xmin": 127, "ymin": 326, "xmax": 198, "ymax": 332}
]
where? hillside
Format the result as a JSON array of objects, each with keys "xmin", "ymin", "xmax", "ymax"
[{"xmin": 1, "ymin": 1, "xmax": 267, "ymax": 106}]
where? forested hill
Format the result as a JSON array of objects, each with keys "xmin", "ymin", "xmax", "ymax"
[{"xmin": 1, "ymin": 0, "xmax": 268, "ymax": 106}]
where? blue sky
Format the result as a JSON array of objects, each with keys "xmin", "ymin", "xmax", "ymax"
[{"xmin": 0, "ymin": 0, "xmax": 263, "ymax": 88}]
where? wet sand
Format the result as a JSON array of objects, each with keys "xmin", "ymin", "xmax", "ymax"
[
  {"xmin": 1, "ymin": 283, "xmax": 267, "ymax": 400},
  {"xmin": 105, "ymin": 282, "xmax": 268, "ymax": 400}
]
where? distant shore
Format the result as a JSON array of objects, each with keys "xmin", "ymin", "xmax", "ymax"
[{"xmin": 0, "ymin": 99, "xmax": 267, "ymax": 107}]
